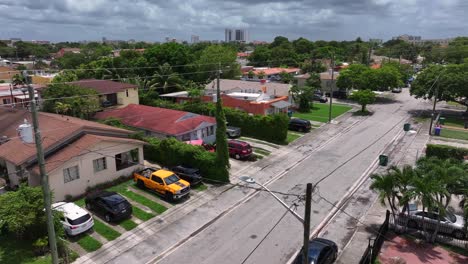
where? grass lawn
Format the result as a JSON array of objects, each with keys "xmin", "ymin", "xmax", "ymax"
[
  {"xmin": 239, "ymin": 137, "xmax": 280, "ymax": 149},
  {"xmin": 193, "ymin": 183, "xmax": 208, "ymax": 192},
  {"xmin": 443, "ymin": 116, "xmax": 465, "ymax": 128},
  {"xmin": 108, "ymin": 181, "xmax": 167, "ymax": 214},
  {"xmin": 93, "ymin": 219, "xmax": 121, "ymax": 241},
  {"xmin": 293, "ymin": 103, "xmax": 352, "ymax": 123},
  {"xmin": 286, "ymin": 132, "xmax": 302, "ymax": 143},
  {"xmin": 253, "ymin": 148, "xmax": 271, "ymax": 156},
  {"xmin": 119, "ymin": 219, "xmax": 138, "ymax": 231},
  {"xmin": 77, "ymin": 234, "xmax": 102, "ymax": 252},
  {"xmin": 131, "ymin": 206, "xmax": 155, "ymax": 221},
  {"xmin": 439, "ymin": 128, "xmax": 468, "ymax": 141},
  {"xmin": 74, "ymin": 198, "xmax": 85, "ymax": 207}
]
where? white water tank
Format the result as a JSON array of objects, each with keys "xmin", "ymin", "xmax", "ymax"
[{"xmin": 18, "ymin": 119, "xmax": 33, "ymax": 143}]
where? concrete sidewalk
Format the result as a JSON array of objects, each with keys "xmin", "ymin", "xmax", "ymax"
[{"xmin": 329, "ymin": 120, "xmax": 431, "ymax": 264}]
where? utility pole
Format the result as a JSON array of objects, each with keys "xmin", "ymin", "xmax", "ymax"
[
  {"xmin": 328, "ymin": 54, "xmax": 335, "ymax": 123},
  {"xmin": 429, "ymin": 82, "xmax": 439, "ymax": 135},
  {"xmin": 23, "ymin": 71, "xmax": 59, "ymax": 264},
  {"xmin": 217, "ymin": 62, "xmax": 221, "ymax": 98},
  {"xmin": 302, "ymin": 183, "xmax": 312, "ymax": 264}
]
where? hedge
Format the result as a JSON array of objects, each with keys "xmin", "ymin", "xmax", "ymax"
[
  {"xmin": 150, "ymin": 100, "xmax": 289, "ymax": 144},
  {"xmin": 144, "ymin": 137, "xmax": 229, "ymax": 183},
  {"xmin": 425, "ymin": 144, "xmax": 468, "ymax": 160}
]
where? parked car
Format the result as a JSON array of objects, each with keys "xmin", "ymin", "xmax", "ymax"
[
  {"xmin": 392, "ymin": 87, "xmax": 402, "ymax": 93},
  {"xmin": 134, "ymin": 168, "xmax": 190, "ymax": 201},
  {"xmin": 289, "ymin": 118, "xmax": 312, "ymax": 132},
  {"xmin": 401, "ymin": 210, "xmax": 466, "ymax": 239},
  {"xmin": 312, "ymin": 94, "xmax": 328, "ymax": 103},
  {"xmin": 101, "ymin": 100, "xmax": 113, "ymax": 107},
  {"xmin": 171, "ymin": 165, "xmax": 203, "ymax": 185},
  {"xmin": 226, "ymin": 126, "xmax": 242, "ymax": 138},
  {"xmin": 52, "ymin": 202, "xmax": 94, "ymax": 236},
  {"xmin": 331, "ymin": 90, "xmax": 348, "ymax": 99},
  {"xmin": 85, "ymin": 191, "xmax": 132, "ymax": 222},
  {"xmin": 293, "ymin": 238, "xmax": 338, "ymax": 264},
  {"xmin": 228, "ymin": 139, "xmax": 253, "ymax": 160}
]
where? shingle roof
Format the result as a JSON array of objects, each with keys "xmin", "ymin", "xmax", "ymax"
[
  {"xmin": 94, "ymin": 104, "xmax": 216, "ymax": 136},
  {"xmin": 205, "ymin": 79, "xmax": 291, "ymax": 97},
  {"xmin": 68, "ymin": 79, "xmax": 138, "ymax": 95},
  {"xmin": 0, "ymin": 108, "xmax": 133, "ymax": 166}
]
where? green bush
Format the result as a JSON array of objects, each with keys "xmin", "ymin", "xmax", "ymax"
[
  {"xmin": 149, "ymin": 100, "xmax": 289, "ymax": 144},
  {"xmin": 425, "ymin": 144, "xmax": 468, "ymax": 160},
  {"xmin": 144, "ymin": 137, "xmax": 228, "ymax": 183}
]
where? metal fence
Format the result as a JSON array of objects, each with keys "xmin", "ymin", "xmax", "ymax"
[
  {"xmin": 392, "ymin": 212, "xmax": 468, "ymax": 249},
  {"xmin": 359, "ymin": 210, "xmax": 391, "ymax": 264}
]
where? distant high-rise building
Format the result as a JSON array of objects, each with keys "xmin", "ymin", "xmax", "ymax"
[
  {"xmin": 191, "ymin": 35, "xmax": 200, "ymax": 44},
  {"xmin": 225, "ymin": 28, "xmax": 248, "ymax": 42}
]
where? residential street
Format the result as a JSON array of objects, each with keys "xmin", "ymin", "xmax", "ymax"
[{"xmin": 76, "ymin": 89, "xmax": 432, "ymax": 264}]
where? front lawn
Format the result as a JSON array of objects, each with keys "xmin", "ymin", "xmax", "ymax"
[
  {"xmin": 293, "ymin": 103, "xmax": 352, "ymax": 123},
  {"xmin": 132, "ymin": 206, "xmax": 155, "ymax": 221},
  {"xmin": 0, "ymin": 235, "xmax": 51, "ymax": 264},
  {"xmin": 108, "ymin": 182, "xmax": 168, "ymax": 214},
  {"xmin": 443, "ymin": 116, "xmax": 465, "ymax": 128},
  {"xmin": 76, "ymin": 234, "xmax": 102, "ymax": 252},
  {"xmin": 93, "ymin": 219, "xmax": 121, "ymax": 241},
  {"xmin": 119, "ymin": 219, "xmax": 138, "ymax": 231},
  {"xmin": 286, "ymin": 132, "xmax": 302, "ymax": 143},
  {"xmin": 439, "ymin": 128, "xmax": 468, "ymax": 141}
]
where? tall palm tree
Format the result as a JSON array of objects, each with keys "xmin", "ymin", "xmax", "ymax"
[{"xmin": 149, "ymin": 63, "xmax": 183, "ymax": 94}]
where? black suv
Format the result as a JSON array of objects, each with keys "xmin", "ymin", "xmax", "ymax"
[
  {"xmin": 289, "ymin": 118, "xmax": 312, "ymax": 132},
  {"xmin": 171, "ymin": 165, "xmax": 203, "ymax": 185},
  {"xmin": 85, "ymin": 191, "xmax": 132, "ymax": 222}
]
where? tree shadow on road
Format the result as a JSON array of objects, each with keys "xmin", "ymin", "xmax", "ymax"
[{"xmin": 375, "ymin": 96, "xmax": 401, "ymax": 105}]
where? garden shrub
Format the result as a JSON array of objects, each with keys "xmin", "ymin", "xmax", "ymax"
[{"xmin": 425, "ymin": 144, "xmax": 468, "ymax": 160}]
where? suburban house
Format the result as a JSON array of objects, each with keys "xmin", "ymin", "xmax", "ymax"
[
  {"xmin": 67, "ymin": 79, "xmax": 139, "ymax": 108},
  {"xmin": 295, "ymin": 71, "xmax": 341, "ymax": 94},
  {"xmin": 160, "ymin": 79, "xmax": 292, "ymax": 115},
  {"xmin": 55, "ymin": 48, "xmax": 81, "ymax": 58},
  {"xmin": 94, "ymin": 104, "xmax": 217, "ymax": 143},
  {"xmin": 241, "ymin": 67, "xmax": 300, "ymax": 82},
  {"xmin": 0, "ymin": 83, "xmax": 40, "ymax": 107},
  {"xmin": 0, "ymin": 108, "xmax": 145, "ymax": 201}
]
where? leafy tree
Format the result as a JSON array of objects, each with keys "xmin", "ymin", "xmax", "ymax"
[
  {"xmin": 293, "ymin": 38, "xmax": 315, "ymax": 54},
  {"xmin": 291, "ymin": 85, "xmax": 315, "ymax": 112},
  {"xmin": 16, "ymin": 65, "xmax": 27, "ymax": 71},
  {"xmin": 269, "ymin": 36, "xmax": 290, "ymax": 49},
  {"xmin": 143, "ymin": 43, "xmax": 193, "ymax": 73},
  {"xmin": 279, "ymin": 71, "xmax": 293, "ymax": 84},
  {"xmin": 41, "ymin": 84, "xmax": 100, "ymax": 119},
  {"xmin": 270, "ymin": 42, "xmax": 298, "ymax": 66},
  {"xmin": 305, "ymin": 72, "xmax": 321, "ymax": 90},
  {"xmin": 194, "ymin": 45, "xmax": 240, "ymax": 81},
  {"xmin": 257, "ymin": 71, "xmax": 266, "ymax": 80},
  {"xmin": 54, "ymin": 52, "xmax": 88, "ymax": 69},
  {"xmin": 11, "ymin": 74, "xmax": 25, "ymax": 87},
  {"xmin": 370, "ymin": 172, "xmax": 399, "ymax": 216},
  {"xmin": 300, "ymin": 60, "xmax": 326, "ymax": 73},
  {"xmin": 248, "ymin": 45, "xmax": 271, "ymax": 66},
  {"xmin": 336, "ymin": 64, "xmax": 369, "ymax": 90},
  {"xmin": 52, "ymin": 71, "xmax": 78, "ymax": 83},
  {"xmin": 349, "ymin": 89, "xmax": 375, "ymax": 112}
]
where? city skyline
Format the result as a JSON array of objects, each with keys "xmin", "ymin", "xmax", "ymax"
[{"xmin": 0, "ymin": 0, "xmax": 467, "ymax": 42}]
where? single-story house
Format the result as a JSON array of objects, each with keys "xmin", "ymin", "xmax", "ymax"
[
  {"xmin": 295, "ymin": 71, "xmax": 341, "ymax": 94},
  {"xmin": 0, "ymin": 108, "xmax": 145, "ymax": 201},
  {"xmin": 0, "ymin": 83, "xmax": 40, "ymax": 107},
  {"xmin": 55, "ymin": 48, "xmax": 81, "ymax": 58},
  {"xmin": 67, "ymin": 79, "xmax": 139, "ymax": 108},
  {"xmin": 241, "ymin": 67, "xmax": 300, "ymax": 82},
  {"xmin": 94, "ymin": 104, "xmax": 217, "ymax": 143}
]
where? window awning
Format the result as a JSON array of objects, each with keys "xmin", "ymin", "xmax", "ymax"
[{"xmin": 271, "ymin": 100, "xmax": 291, "ymax": 109}]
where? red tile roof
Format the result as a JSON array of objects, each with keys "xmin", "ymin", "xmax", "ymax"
[
  {"xmin": 94, "ymin": 104, "xmax": 216, "ymax": 136},
  {"xmin": 0, "ymin": 108, "xmax": 133, "ymax": 166},
  {"xmin": 251, "ymin": 68, "xmax": 300, "ymax": 76},
  {"xmin": 68, "ymin": 79, "xmax": 137, "ymax": 95}
]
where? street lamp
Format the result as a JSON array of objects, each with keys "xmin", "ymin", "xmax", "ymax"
[{"xmin": 239, "ymin": 176, "xmax": 312, "ymax": 264}]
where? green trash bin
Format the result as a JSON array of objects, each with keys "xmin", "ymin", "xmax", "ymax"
[
  {"xmin": 403, "ymin": 123, "xmax": 411, "ymax": 131},
  {"xmin": 439, "ymin": 117, "xmax": 445, "ymax": 125},
  {"xmin": 379, "ymin": 154, "xmax": 388, "ymax": 166}
]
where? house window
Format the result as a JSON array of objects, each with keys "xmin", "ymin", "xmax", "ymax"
[
  {"xmin": 63, "ymin": 166, "xmax": 80, "ymax": 183},
  {"xmin": 93, "ymin": 157, "xmax": 107, "ymax": 172},
  {"xmin": 181, "ymin": 133, "xmax": 191, "ymax": 141},
  {"xmin": 126, "ymin": 89, "xmax": 129, "ymax": 97},
  {"xmin": 115, "ymin": 148, "xmax": 139, "ymax": 171},
  {"xmin": 2, "ymin": 98, "xmax": 11, "ymax": 105},
  {"xmin": 209, "ymin": 126, "xmax": 214, "ymax": 135}
]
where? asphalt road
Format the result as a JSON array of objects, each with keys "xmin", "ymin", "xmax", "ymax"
[{"xmin": 154, "ymin": 89, "xmax": 430, "ymax": 264}]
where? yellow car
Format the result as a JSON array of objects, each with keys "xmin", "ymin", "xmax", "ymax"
[{"xmin": 134, "ymin": 168, "xmax": 190, "ymax": 201}]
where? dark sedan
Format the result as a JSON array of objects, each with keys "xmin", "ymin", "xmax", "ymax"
[
  {"xmin": 171, "ymin": 165, "xmax": 203, "ymax": 185},
  {"xmin": 294, "ymin": 238, "xmax": 338, "ymax": 264},
  {"xmin": 85, "ymin": 191, "xmax": 132, "ymax": 222}
]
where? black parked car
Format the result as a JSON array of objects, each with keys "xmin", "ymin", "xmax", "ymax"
[
  {"xmin": 171, "ymin": 165, "xmax": 203, "ymax": 185},
  {"xmin": 289, "ymin": 118, "xmax": 312, "ymax": 132},
  {"xmin": 294, "ymin": 238, "xmax": 338, "ymax": 264},
  {"xmin": 85, "ymin": 191, "xmax": 132, "ymax": 222},
  {"xmin": 312, "ymin": 94, "xmax": 328, "ymax": 103}
]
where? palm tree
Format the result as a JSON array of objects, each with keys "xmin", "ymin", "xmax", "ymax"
[
  {"xmin": 370, "ymin": 172, "xmax": 399, "ymax": 216},
  {"xmin": 149, "ymin": 63, "xmax": 183, "ymax": 94}
]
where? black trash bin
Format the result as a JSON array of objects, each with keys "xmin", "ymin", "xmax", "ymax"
[{"xmin": 379, "ymin": 154, "xmax": 388, "ymax": 166}]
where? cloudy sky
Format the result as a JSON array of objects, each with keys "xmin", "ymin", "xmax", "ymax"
[{"xmin": 0, "ymin": 0, "xmax": 467, "ymax": 42}]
